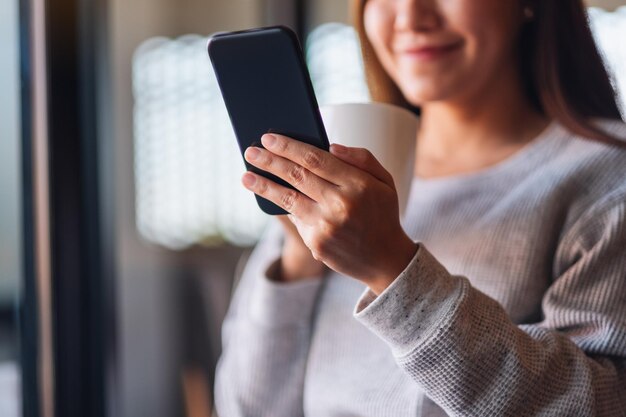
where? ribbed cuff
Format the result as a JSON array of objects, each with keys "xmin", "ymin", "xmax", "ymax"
[
  {"xmin": 353, "ymin": 243, "xmax": 466, "ymax": 357},
  {"xmin": 248, "ymin": 257, "xmax": 325, "ymax": 328}
]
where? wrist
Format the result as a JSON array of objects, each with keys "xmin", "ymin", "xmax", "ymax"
[
  {"xmin": 278, "ymin": 241, "xmax": 325, "ymax": 282},
  {"xmin": 280, "ymin": 256, "xmax": 325, "ymax": 282},
  {"xmin": 369, "ymin": 236, "xmax": 418, "ymax": 295}
]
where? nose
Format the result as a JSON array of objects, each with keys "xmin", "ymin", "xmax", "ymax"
[{"xmin": 394, "ymin": 0, "xmax": 441, "ymax": 32}]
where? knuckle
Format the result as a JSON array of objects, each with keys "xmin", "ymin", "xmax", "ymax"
[
  {"xmin": 275, "ymin": 138, "xmax": 288, "ymax": 152},
  {"xmin": 310, "ymin": 234, "xmax": 329, "ymax": 257},
  {"xmin": 320, "ymin": 219, "xmax": 338, "ymax": 239},
  {"xmin": 330, "ymin": 196, "xmax": 352, "ymax": 223},
  {"xmin": 303, "ymin": 150, "xmax": 323, "ymax": 170},
  {"xmin": 280, "ymin": 189, "xmax": 299, "ymax": 211},
  {"xmin": 352, "ymin": 178, "xmax": 369, "ymax": 196},
  {"xmin": 263, "ymin": 153, "xmax": 275, "ymax": 168},
  {"xmin": 288, "ymin": 165, "xmax": 306, "ymax": 186},
  {"xmin": 326, "ymin": 226, "xmax": 341, "ymax": 243},
  {"xmin": 257, "ymin": 179, "xmax": 269, "ymax": 194},
  {"xmin": 320, "ymin": 223, "xmax": 345, "ymax": 254},
  {"xmin": 356, "ymin": 148, "xmax": 371, "ymax": 164}
]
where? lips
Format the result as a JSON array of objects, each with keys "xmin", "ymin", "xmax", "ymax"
[{"xmin": 398, "ymin": 40, "xmax": 463, "ymax": 61}]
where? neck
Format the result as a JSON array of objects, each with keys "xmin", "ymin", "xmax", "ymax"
[{"xmin": 415, "ymin": 66, "xmax": 549, "ymax": 178}]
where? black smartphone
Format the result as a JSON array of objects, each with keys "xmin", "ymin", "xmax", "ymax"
[{"xmin": 207, "ymin": 26, "xmax": 330, "ymax": 215}]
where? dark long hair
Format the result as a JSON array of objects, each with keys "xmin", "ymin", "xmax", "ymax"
[{"xmin": 351, "ymin": 0, "xmax": 625, "ymax": 147}]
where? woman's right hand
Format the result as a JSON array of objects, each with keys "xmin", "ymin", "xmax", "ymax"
[{"xmin": 276, "ymin": 215, "xmax": 326, "ymax": 282}]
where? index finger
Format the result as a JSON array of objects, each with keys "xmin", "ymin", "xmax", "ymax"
[{"xmin": 261, "ymin": 133, "xmax": 360, "ymax": 186}]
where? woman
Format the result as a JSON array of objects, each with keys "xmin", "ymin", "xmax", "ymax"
[{"xmin": 216, "ymin": 0, "xmax": 626, "ymax": 415}]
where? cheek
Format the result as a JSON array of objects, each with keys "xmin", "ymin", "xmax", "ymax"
[
  {"xmin": 363, "ymin": 1, "xmax": 393, "ymax": 44},
  {"xmin": 363, "ymin": 2, "xmax": 397, "ymax": 76},
  {"xmin": 423, "ymin": 2, "xmax": 521, "ymax": 100},
  {"xmin": 456, "ymin": 2, "xmax": 521, "ymax": 73}
]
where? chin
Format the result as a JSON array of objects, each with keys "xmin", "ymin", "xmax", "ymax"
[
  {"xmin": 397, "ymin": 75, "xmax": 462, "ymax": 107},
  {"xmin": 400, "ymin": 83, "xmax": 447, "ymax": 106}
]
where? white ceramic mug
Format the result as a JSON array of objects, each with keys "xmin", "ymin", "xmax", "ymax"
[{"xmin": 319, "ymin": 102, "xmax": 419, "ymax": 218}]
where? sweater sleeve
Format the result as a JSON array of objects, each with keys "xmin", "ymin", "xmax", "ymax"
[
  {"xmin": 214, "ymin": 218, "xmax": 326, "ymax": 417},
  {"xmin": 353, "ymin": 195, "xmax": 626, "ymax": 416}
]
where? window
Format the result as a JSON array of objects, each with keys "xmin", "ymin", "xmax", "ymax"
[
  {"xmin": 0, "ymin": 0, "xmax": 22, "ymax": 415},
  {"xmin": 131, "ymin": 23, "xmax": 368, "ymax": 250},
  {"xmin": 589, "ymin": 6, "xmax": 626, "ymax": 115},
  {"xmin": 306, "ymin": 23, "xmax": 370, "ymax": 106},
  {"xmin": 133, "ymin": 35, "xmax": 267, "ymax": 249}
]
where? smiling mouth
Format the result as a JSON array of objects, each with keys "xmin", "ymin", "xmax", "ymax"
[{"xmin": 399, "ymin": 41, "xmax": 463, "ymax": 61}]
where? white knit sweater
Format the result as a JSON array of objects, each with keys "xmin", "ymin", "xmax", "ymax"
[{"xmin": 215, "ymin": 119, "xmax": 626, "ymax": 416}]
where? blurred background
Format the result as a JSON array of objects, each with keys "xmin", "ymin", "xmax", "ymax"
[{"xmin": 1, "ymin": 0, "xmax": 625, "ymax": 416}]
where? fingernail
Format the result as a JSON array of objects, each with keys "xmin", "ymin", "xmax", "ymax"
[
  {"xmin": 262, "ymin": 134, "xmax": 276, "ymax": 148},
  {"xmin": 242, "ymin": 173, "xmax": 256, "ymax": 187},
  {"xmin": 246, "ymin": 147, "xmax": 260, "ymax": 160}
]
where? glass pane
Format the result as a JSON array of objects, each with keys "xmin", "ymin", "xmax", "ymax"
[
  {"xmin": 132, "ymin": 34, "xmax": 268, "ymax": 249},
  {"xmin": 0, "ymin": 0, "xmax": 22, "ymax": 415},
  {"xmin": 588, "ymin": 5, "xmax": 626, "ymax": 114},
  {"xmin": 306, "ymin": 22, "xmax": 369, "ymax": 106},
  {"xmin": 107, "ymin": 1, "xmax": 267, "ymax": 416}
]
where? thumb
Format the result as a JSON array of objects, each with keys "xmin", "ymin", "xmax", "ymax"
[{"xmin": 329, "ymin": 143, "xmax": 394, "ymax": 187}]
